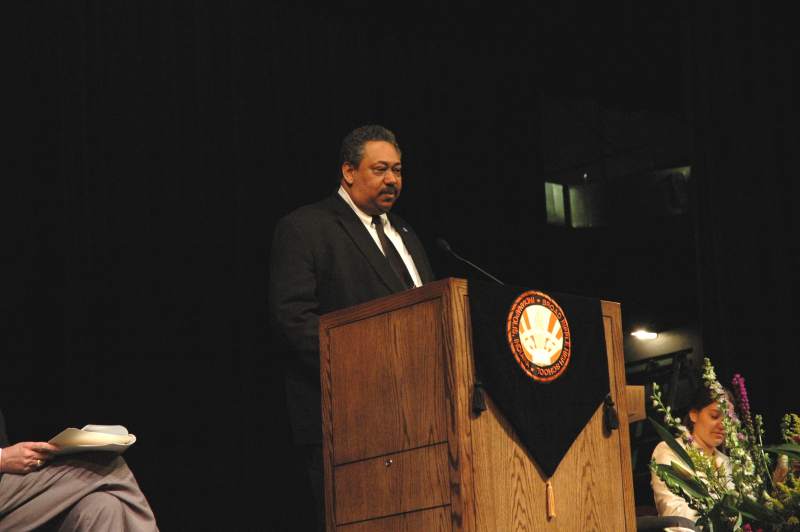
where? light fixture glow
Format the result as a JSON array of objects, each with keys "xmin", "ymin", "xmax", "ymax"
[{"xmin": 631, "ymin": 329, "xmax": 658, "ymax": 340}]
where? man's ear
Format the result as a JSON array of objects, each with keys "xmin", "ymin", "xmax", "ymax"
[{"xmin": 341, "ymin": 163, "xmax": 355, "ymax": 185}]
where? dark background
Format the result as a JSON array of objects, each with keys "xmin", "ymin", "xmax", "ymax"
[{"xmin": 4, "ymin": 2, "xmax": 796, "ymax": 530}]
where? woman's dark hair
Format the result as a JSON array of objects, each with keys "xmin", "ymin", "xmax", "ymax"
[
  {"xmin": 684, "ymin": 383, "xmax": 716, "ymax": 432},
  {"xmin": 689, "ymin": 382, "xmax": 718, "ymax": 411},
  {"xmin": 683, "ymin": 380, "xmax": 733, "ymax": 432}
]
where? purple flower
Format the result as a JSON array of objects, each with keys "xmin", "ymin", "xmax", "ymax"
[{"xmin": 732, "ymin": 373, "xmax": 754, "ymax": 430}]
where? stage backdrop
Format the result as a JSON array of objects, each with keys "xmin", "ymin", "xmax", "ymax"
[{"xmin": 6, "ymin": 2, "xmax": 794, "ymax": 530}]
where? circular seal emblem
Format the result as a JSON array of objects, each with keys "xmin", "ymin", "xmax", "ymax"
[{"xmin": 506, "ymin": 290, "xmax": 571, "ymax": 383}]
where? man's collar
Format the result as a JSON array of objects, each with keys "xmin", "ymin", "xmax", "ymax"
[{"xmin": 337, "ymin": 186, "xmax": 388, "ymax": 227}]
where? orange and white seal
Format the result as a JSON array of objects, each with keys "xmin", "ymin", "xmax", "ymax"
[{"xmin": 506, "ymin": 290, "xmax": 571, "ymax": 382}]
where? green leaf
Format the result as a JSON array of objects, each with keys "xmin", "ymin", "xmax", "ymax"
[
  {"xmin": 738, "ymin": 496, "xmax": 779, "ymax": 524},
  {"xmin": 649, "ymin": 416, "xmax": 696, "ymax": 472},
  {"xmin": 719, "ymin": 494, "xmax": 738, "ymax": 516},
  {"xmin": 652, "ymin": 463, "xmax": 709, "ymax": 501},
  {"xmin": 705, "ymin": 506, "xmax": 727, "ymax": 532},
  {"xmin": 764, "ymin": 443, "xmax": 800, "ymax": 461}
]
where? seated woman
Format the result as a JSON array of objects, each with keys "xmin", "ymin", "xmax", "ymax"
[
  {"xmin": 650, "ymin": 384, "xmax": 732, "ymax": 525},
  {"xmin": 0, "ymin": 410, "xmax": 158, "ymax": 531}
]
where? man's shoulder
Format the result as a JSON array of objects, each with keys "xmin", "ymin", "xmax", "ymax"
[{"xmin": 279, "ymin": 195, "xmax": 344, "ymax": 226}]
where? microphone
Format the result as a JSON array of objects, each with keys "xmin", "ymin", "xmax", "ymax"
[{"xmin": 436, "ymin": 238, "xmax": 505, "ymax": 286}]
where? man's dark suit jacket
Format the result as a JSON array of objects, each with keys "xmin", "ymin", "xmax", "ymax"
[{"xmin": 269, "ymin": 193, "xmax": 435, "ymax": 444}]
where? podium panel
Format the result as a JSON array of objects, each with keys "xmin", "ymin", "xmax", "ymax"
[
  {"xmin": 320, "ymin": 279, "xmax": 635, "ymax": 531},
  {"xmin": 328, "ymin": 299, "xmax": 446, "ymax": 464},
  {"xmin": 337, "ymin": 507, "xmax": 451, "ymax": 532},
  {"xmin": 334, "ymin": 444, "xmax": 449, "ymax": 523}
]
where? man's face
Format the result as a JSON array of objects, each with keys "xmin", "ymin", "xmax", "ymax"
[{"xmin": 342, "ymin": 140, "xmax": 402, "ymax": 215}]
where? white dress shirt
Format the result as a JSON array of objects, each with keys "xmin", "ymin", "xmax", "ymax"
[{"xmin": 337, "ymin": 186, "xmax": 422, "ymax": 287}]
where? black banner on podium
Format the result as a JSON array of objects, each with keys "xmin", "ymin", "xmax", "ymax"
[{"xmin": 469, "ymin": 280, "xmax": 610, "ymax": 478}]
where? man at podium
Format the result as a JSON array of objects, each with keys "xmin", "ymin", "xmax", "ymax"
[{"xmin": 269, "ymin": 124, "xmax": 434, "ymax": 529}]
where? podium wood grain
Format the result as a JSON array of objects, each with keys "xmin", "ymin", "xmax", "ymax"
[
  {"xmin": 328, "ymin": 299, "xmax": 446, "ymax": 464},
  {"xmin": 337, "ymin": 506, "xmax": 451, "ymax": 532},
  {"xmin": 626, "ymin": 385, "xmax": 646, "ymax": 423},
  {"xmin": 334, "ymin": 444, "xmax": 450, "ymax": 524},
  {"xmin": 320, "ymin": 279, "xmax": 636, "ymax": 531}
]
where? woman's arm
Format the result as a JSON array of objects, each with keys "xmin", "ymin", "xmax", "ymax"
[{"xmin": 651, "ymin": 441, "xmax": 700, "ymax": 522}]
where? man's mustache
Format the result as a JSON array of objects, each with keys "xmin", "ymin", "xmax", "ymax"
[{"xmin": 380, "ymin": 186, "xmax": 398, "ymax": 195}]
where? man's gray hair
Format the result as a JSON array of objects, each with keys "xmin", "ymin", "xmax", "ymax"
[{"xmin": 340, "ymin": 125, "xmax": 401, "ymax": 168}]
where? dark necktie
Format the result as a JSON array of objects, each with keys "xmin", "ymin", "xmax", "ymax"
[{"xmin": 372, "ymin": 215, "xmax": 415, "ymax": 289}]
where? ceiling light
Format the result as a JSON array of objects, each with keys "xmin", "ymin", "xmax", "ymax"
[{"xmin": 631, "ymin": 329, "xmax": 658, "ymax": 340}]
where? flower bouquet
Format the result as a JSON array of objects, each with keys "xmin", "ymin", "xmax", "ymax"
[{"xmin": 649, "ymin": 357, "xmax": 800, "ymax": 531}]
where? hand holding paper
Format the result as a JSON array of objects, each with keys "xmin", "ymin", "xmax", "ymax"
[{"xmin": 49, "ymin": 425, "xmax": 136, "ymax": 455}]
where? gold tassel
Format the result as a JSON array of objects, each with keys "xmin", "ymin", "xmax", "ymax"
[{"xmin": 546, "ymin": 479, "xmax": 556, "ymax": 519}]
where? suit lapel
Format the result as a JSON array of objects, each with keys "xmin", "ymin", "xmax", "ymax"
[{"xmin": 328, "ymin": 195, "xmax": 407, "ymax": 293}]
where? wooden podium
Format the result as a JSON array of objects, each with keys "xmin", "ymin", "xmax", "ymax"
[{"xmin": 319, "ymin": 278, "xmax": 636, "ymax": 531}]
